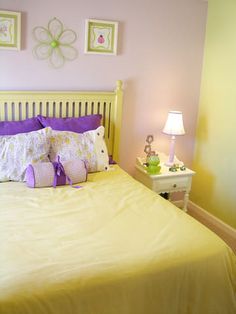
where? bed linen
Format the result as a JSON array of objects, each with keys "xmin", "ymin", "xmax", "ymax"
[{"xmin": 0, "ymin": 165, "xmax": 235, "ymax": 314}]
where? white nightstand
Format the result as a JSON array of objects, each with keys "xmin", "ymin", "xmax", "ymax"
[{"xmin": 134, "ymin": 154, "xmax": 195, "ymax": 211}]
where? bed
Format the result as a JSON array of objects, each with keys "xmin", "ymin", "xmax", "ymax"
[{"xmin": 0, "ymin": 81, "xmax": 235, "ymax": 314}]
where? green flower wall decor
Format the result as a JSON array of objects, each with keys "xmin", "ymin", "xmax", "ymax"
[{"xmin": 33, "ymin": 18, "xmax": 78, "ymax": 68}]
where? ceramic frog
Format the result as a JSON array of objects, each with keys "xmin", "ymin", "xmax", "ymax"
[{"xmin": 146, "ymin": 154, "xmax": 161, "ymax": 174}]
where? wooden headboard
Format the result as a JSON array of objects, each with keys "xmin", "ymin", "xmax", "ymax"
[{"xmin": 0, "ymin": 80, "xmax": 123, "ymax": 162}]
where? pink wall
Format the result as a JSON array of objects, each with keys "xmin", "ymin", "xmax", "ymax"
[{"xmin": 0, "ymin": 0, "xmax": 207, "ymax": 173}]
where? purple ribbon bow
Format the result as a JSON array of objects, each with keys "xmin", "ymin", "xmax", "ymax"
[{"xmin": 52, "ymin": 156, "xmax": 82, "ymax": 189}]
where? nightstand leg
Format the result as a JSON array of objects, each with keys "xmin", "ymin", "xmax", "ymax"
[{"xmin": 183, "ymin": 191, "xmax": 189, "ymax": 212}]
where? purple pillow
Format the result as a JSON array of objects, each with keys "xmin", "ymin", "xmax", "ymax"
[
  {"xmin": 37, "ymin": 114, "xmax": 102, "ymax": 133},
  {"xmin": 109, "ymin": 155, "xmax": 117, "ymax": 165},
  {"xmin": 0, "ymin": 117, "xmax": 42, "ymax": 135}
]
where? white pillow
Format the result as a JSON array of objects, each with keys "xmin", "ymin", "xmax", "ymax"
[
  {"xmin": 49, "ymin": 126, "xmax": 109, "ymax": 172},
  {"xmin": 0, "ymin": 127, "xmax": 51, "ymax": 182}
]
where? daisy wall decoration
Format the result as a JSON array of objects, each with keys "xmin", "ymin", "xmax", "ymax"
[{"xmin": 33, "ymin": 17, "xmax": 78, "ymax": 68}]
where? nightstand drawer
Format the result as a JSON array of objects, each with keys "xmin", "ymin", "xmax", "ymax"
[{"xmin": 153, "ymin": 177, "xmax": 189, "ymax": 193}]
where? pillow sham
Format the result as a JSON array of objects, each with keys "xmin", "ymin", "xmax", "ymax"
[
  {"xmin": 37, "ymin": 114, "xmax": 102, "ymax": 133},
  {"xmin": 0, "ymin": 117, "xmax": 42, "ymax": 135},
  {"xmin": 49, "ymin": 126, "xmax": 109, "ymax": 172},
  {"xmin": 0, "ymin": 127, "xmax": 51, "ymax": 182}
]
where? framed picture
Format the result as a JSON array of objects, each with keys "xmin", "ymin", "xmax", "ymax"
[
  {"xmin": 85, "ymin": 19, "xmax": 118, "ymax": 55},
  {"xmin": 0, "ymin": 10, "xmax": 21, "ymax": 50}
]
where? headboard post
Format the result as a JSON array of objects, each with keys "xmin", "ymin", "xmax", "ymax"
[{"xmin": 113, "ymin": 80, "xmax": 123, "ymax": 163}]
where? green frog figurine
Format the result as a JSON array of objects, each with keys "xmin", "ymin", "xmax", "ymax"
[{"xmin": 146, "ymin": 154, "xmax": 161, "ymax": 175}]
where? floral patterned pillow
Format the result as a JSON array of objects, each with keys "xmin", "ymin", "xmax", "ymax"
[
  {"xmin": 0, "ymin": 127, "xmax": 51, "ymax": 182},
  {"xmin": 49, "ymin": 126, "xmax": 109, "ymax": 172}
]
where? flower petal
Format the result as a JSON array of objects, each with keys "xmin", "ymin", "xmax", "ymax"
[
  {"xmin": 59, "ymin": 29, "xmax": 77, "ymax": 45},
  {"xmin": 33, "ymin": 27, "xmax": 52, "ymax": 43},
  {"xmin": 33, "ymin": 43, "xmax": 52, "ymax": 60},
  {"xmin": 49, "ymin": 47, "xmax": 65, "ymax": 68},
  {"xmin": 48, "ymin": 18, "xmax": 63, "ymax": 40},
  {"xmin": 59, "ymin": 45, "xmax": 78, "ymax": 60}
]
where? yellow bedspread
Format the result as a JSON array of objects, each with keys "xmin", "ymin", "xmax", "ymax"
[{"xmin": 0, "ymin": 166, "xmax": 235, "ymax": 314}]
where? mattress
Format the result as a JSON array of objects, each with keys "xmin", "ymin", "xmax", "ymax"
[{"xmin": 0, "ymin": 165, "xmax": 235, "ymax": 314}]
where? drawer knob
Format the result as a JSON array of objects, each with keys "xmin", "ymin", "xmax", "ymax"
[{"xmin": 173, "ymin": 184, "xmax": 177, "ymax": 188}]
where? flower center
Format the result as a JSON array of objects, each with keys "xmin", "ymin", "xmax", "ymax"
[{"xmin": 51, "ymin": 40, "xmax": 59, "ymax": 48}]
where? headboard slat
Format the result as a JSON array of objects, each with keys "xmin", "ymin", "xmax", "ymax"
[
  {"xmin": 80, "ymin": 102, "xmax": 86, "ymax": 117},
  {"xmin": 20, "ymin": 102, "xmax": 26, "ymax": 120},
  {"xmin": 0, "ymin": 81, "xmax": 123, "ymax": 162},
  {"xmin": 28, "ymin": 102, "xmax": 34, "ymax": 118},
  {"xmin": 47, "ymin": 101, "xmax": 53, "ymax": 117},
  {"xmin": 86, "ymin": 101, "xmax": 92, "ymax": 117}
]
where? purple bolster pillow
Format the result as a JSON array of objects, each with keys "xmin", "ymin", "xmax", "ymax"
[{"xmin": 26, "ymin": 159, "xmax": 88, "ymax": 188}]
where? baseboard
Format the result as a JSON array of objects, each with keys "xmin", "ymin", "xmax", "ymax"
[{"xmin": 186, "ymin": 201, "xmax": 236, "ymax": 253}]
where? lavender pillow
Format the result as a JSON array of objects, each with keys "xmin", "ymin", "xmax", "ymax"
[
  {"xmin": 0, "ymin": 117, "xmax": 42, "ymax": 135},
  {"xmin": 26, "ymin": 159, "xmax": 88, "ymax": 188},
  {"xmin": 37, "ymin": 114, "xmax": 102, "ymax": 133}
]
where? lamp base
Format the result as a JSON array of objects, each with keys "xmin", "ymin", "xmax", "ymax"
[
  {"xmin": 164, "ymin": 156, "xmax": 184, "ymax": 167},
  {"xmin": 164, "ymin": 160, "xmax": 175, "ymax": 167},
  {"xmin": 158, "ymin": 153, "xmax": 183, "ymax": 168},
  {"xmin": 165, "ymin": 136, "xmax": 176, "ymax": 167}
]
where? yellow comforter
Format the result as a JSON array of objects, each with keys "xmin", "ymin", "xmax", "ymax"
[{"xmin": 0, "ymin": 166, "xmax": 235, "ymax": 314}]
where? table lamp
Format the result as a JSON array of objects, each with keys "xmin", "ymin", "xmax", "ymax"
[{"xmin": 162, "ymin": 111, "xmax": 185, "ymax": 166}]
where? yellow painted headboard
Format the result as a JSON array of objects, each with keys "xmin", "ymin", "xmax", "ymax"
[{"xmin": 0, "ymin": 80, "xmax": 123, "ymax": 162}]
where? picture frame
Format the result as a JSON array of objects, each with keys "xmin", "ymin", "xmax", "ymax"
[
  {"xmin": 84, "ymin": 19, "xmax": 118, "ymax": 55},
  {"xmin": 0, "ymin": 10, "xmax": 21, "ymax": 50}
]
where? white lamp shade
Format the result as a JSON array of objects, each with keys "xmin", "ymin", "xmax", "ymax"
[{"xmin": 163, "ymin": 111, "xmax": 185, "ymax": 136}]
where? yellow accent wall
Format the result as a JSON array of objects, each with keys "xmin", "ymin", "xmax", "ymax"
[{"xmin": 191, "ymin": 0, "xmax": 236, "ymax": 228}]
